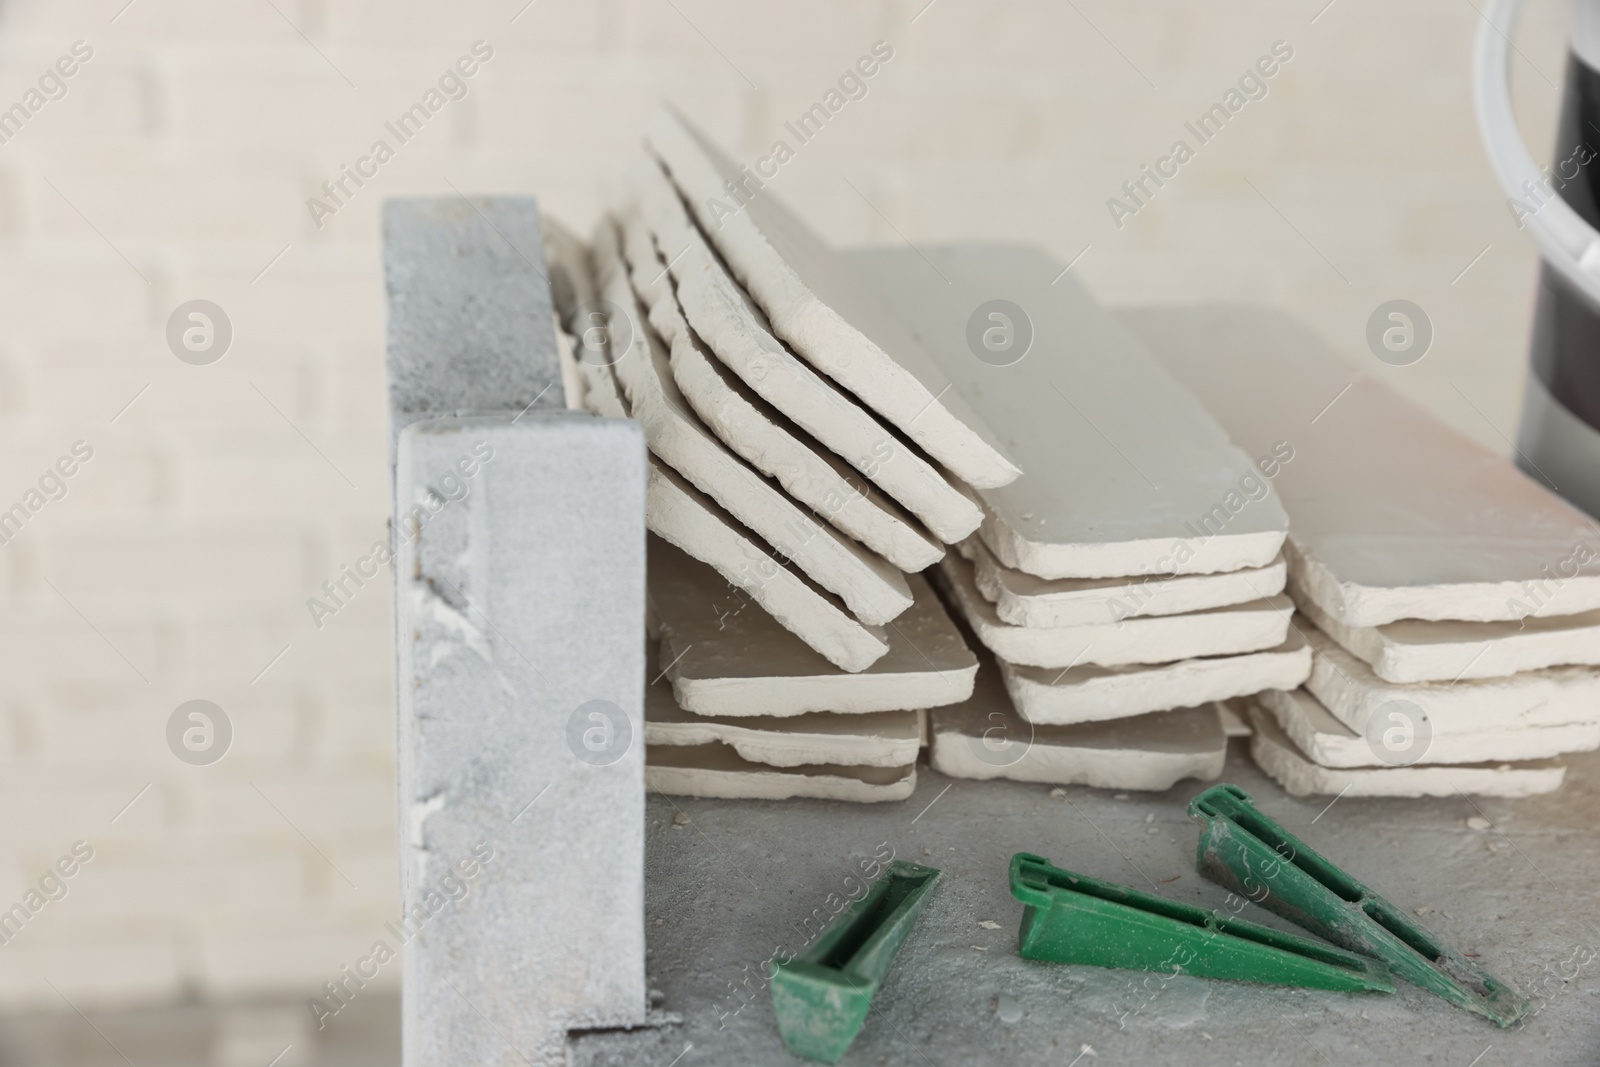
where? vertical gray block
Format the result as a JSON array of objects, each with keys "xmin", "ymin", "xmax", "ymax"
[
  {"xmin": 385, "ymin": 195, "xmax": 646, "ymax": 1066},
  {"xmin": 397, "ymin": 415, "xmax": 647, "ymax": 1067},
  {"xmin": 383, "ymin": 196, "xmax": 565, "ymax": 454}
]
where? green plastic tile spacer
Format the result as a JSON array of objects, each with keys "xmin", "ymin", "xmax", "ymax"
[
  {"xmin": 770, "ymin": 860, "xmax": 940, "ymax": 1064},
  {"xmin": 1188, "ymin": 783, "xmax": 1529, "ymax": 1027},
  {"xmin": 1008, "ymin": 852, "xmax": 1393, "ymax": 992}
]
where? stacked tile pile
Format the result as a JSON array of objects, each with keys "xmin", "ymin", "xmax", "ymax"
[
  {"xmin": 543, "ymin": 108, "xmax": 1600, "ymax": 801},
  {"xmin": 539, "ymin": 108, "xmax": 1326, "ymax": 797},
  {"xmin": 542, "ymin": 106, "xmax": 1001, "ymax": 801},
  {"xmin": 845, "ymin": 245, "xmax": 1311, "ymax": 792},
  {"xmin": 1128, "ymin": 306, "xmax": 1600, "ymax": 798}
]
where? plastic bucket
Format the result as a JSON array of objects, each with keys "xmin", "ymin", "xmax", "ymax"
[{"xmin": 1475, "ymin": 0, "xmax": 1600, "ymax": 515}]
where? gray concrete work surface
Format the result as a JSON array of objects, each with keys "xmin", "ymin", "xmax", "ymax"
[{"xmin": 573, "ymin": 741, "xmax": 1600, "ymax": 1067}]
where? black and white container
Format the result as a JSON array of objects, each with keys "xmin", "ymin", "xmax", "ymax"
[{"xmin": 1476, "ymin": 0, "xmax": 1600, "ymax": 515}]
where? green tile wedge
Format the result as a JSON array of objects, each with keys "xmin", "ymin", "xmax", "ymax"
[
  {"xmin": 1009, "ymin": 852, "xmax": 1393, "ymax": 992},
  {"xmin": 770, "ymin": 861, "xmax": 940, "ymax": 1064},
  {"xmin": 1188, "ymin": 783, "xmax": 1529, "ymax": 1027}
]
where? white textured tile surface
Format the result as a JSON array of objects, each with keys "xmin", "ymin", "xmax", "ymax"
[
  {"xmin": 646, "ymin": 106, "xmax": 1023, "ymax": 489},
  {"xmin": 580, "ymin": 352, "xmax": 889, "ymax": 672},
  {"xmin": 1294, "ymin": 580, "xmax": 1600, "ymax": 684},
  {"xmin": 653, "ymin": 553, "xmax": 974, "ymax": 715},
  {"xmin": 1244, "ymin": 703, "xmax": 1567, "ymax": 798},
  {"xmin": 972, "ymin": 537, "xmax": 1287, "ymax": 628},
  {"xmin": 617, "ymin": 205, "xmax": 944, "ymax": 571},
  {"xmin": 645, "ymin": 743, "xmax": 916, "ymax": 802},
  {"xmin": 1303, "ymin": 621, "xmax": 1600, "ymax": 735},
  {"xmin": 643, "ymin": 655, "xmax": 919, "ymax": 768},
  {"xmin": 595, "ymin": 216, "xmax": 914, "ymax": 626},
  {"xmin": 1125, "ymin": 306, "xmax": 1600, "ymax": 626},
  {"xmin": 854, "ymin": 245, "xmax": 1288, "ymax": 580},
  {"xmin": 929, "ymin": 649, "xmax": 1226, "ymax": 790},
  {"xmin": 1258, "ymin": 687, "xmax": 1600, "ymax": 768},
  {"xmin": 937, "ymin": 554, "xmax": 1293, "ymax": 669},
  {"xmin": 624, "ymin": 152, "xmax": 984, "ymax": 544},
  {"xmin": 1002, "ymin": 630, "xmax": 1310, "ymax": 725}
]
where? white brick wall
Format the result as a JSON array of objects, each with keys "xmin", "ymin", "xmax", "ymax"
[{"xmin": 0, "ymin": 0, "xmax": 1573, "ymax": 1009}]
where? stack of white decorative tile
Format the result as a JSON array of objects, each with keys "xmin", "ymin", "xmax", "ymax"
[
  {"xmin": 642, "ymin": 537, "xmax": 976, "ymax": 802},
  {"xmin": 845, "ymin": 243, "xmax": 1308, "ymax": 790},
  {"xmin": 543, "ymin": 107, "xmax": 1006, "ymax": 800},
  {"xmin": 1127, "ymin": 305, "xmax": 1600, "ymax": 798}
]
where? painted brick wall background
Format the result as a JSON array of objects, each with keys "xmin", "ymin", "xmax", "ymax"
[{"xmin": 0, "ymin": 0, "xmax": 1575, "ymax": 1010}]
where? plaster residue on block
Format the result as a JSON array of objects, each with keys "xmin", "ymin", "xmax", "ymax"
[
  {"xmin": 646, "ymin": 743, "xmax": 917, "ymax": 802},
  {"xmin": 971, "ymin": 537, "xmax": 1288, "ymax": 628},
  {"xmin": 615, "ymin": 205, "xmax": 944, "ymax": 572},
  {"xmin": 850, "ymin": 244, "xmax": 1287, "ymax": 580},
  {"xmin": 592, "ymin": 214, "xmax": 914, "ymax": 628},
  {"xmin": 1123, "ymin": 304, "xmax": 1600, "ymax": 626},
  {"xmin": 624, "ymin": 152, "xmax": 984, "ymax": 545},
  {"xmin": 935, "ymin": 554, "xmax": 1292, "ymax": 669},
  {"xmin": 1302, "ymin": 622, "xmax": 1600, "ymax": 735},
  {"xmin": 1254, "ymin": 687, "xmax": 1600, "ymax": 768},
  {"xmin": 1293, "ymin": 580, "xmax": 1600, "ymax": 684},
  {"xmin": 644, "ymin": 106, "xmax": 1022, "ymax": 489},
  {"xmin": 652, "ymin": 535, "xmax": 974, "ymax": 713},
  {"xmin": 644, "ymin": 669, "xmax": 919, "ymax": 768},
  {"xmin": 1245, "ymin": 704, "xmax": 1566, "ymax": 798},
  {"xmin": 927, "ymin": 648, "xmax": 1226, "ymax": 790},
  {"xmin": 1001, "ymin": 630, "xmax": 1311, "ymax": 725}
]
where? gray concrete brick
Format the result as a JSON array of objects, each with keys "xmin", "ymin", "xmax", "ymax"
[
  {"xmin": 382, "ymin": 196, "xmax": 564, "ymax": 460},
  {"xmin": 395, "ymin": 415, "xmax": 646, "ymax": 1067}
]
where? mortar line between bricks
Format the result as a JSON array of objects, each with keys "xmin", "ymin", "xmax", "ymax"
[
  {"xmin": 251, "ymin": 242, "xmax": 293, "ymax": 284},
  {"xmin": 260, "ymin": 0, "xmax": 357, "ymax": 88},
  {"xmin": 42, "ymin": 578, "xmax": 150, "ymax": 683},
  {"xmin": 108, "ymin": 383, "xmax": 151, "ymax": 424},
  {"xmin": 110, "ymin": 783, "xmax": 152, "ymax": 824},
  {"xmin": 251, "ymin": 643, "xmax": 293, "ymax": 685},
  {"xmin": 40, "ymin": 176, "xmax": 148, "ymax": 284},
  {"xmin": 251, "ymin": 782, "xmax": 360, "ymax": 890},
  {"xmin": 249, "ymin": 381, "xmax": 359, "ymax": 489},
  {"xmin": 658, "ymin": 0, "xmax": 757, "ymax": 89},
  {"xmin": 1245, "ymin": 177, "xmax": 1350, "ymax": 285}
]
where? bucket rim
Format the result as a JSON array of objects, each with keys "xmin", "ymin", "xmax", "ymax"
[{"xmin": 1475, "ymin": 0, "xmax": 1600, "ymax": 311}]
